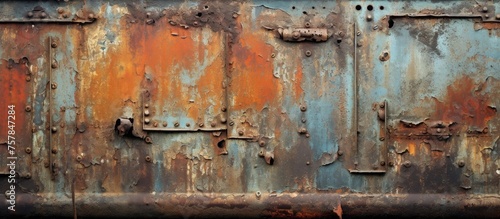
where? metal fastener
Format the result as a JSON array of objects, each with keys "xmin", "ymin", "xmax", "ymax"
[
  {"xmin": 51, "ymin": 127, "xmax": 58, "ymax": 133},
  {"xmin": 258, "ymin": 150, "xmax": 264, "ymax": 157},
  {"xmin": 51, "ymin": 42, "xmax": 58, "ymax": 48},
  {"xmin": 388, "ymin": 161, "xmax": 394, "ymax": 167},
  {"xmin": 153, "ymin": 122, "xmax": 158, "ymax": 127},
  {"xmin": 372, "ymin": 164, "xmax": 378, "ymax": 170},
  {"xmin": 220, "ymin": 117, "xmax": 227, "ymax": 123},
  {"xmin": 306, "ymin": 161, "xmax": 310, "ymax": 165},
  {"xmin": 259, "ymin": 140, "xmax": 265, "ymax": 147},
  {"xmin": 25, "ymin": 106, "xmax": 32, "ymax": 112},
  {"xmin": 299, "ymin": 128, "xmax": 307, "ymax": 134},
  {"xmin": 88, "ymin": 13, "xmax": 95, "ymax": 20},
  {"xmin": 366, "ymin": 14, "xmax": 373, "ymax": 21},
  {"xmin": 25, "ymin": 148, "xmax": 31, "ymax": 154},
  {"xmin": 496, "ymin": 14, "xmax": 500, "ymax": 20},
  {"xmin": 76, "ymin": 156, "xmax": 82, "ymax": 161},
  {"xmin": 379, "ymin": 137, "xmax": 385, "ymax": 141},
  {"xmin": 380, "ymin": 161, "xmax": 386, "ymax": 166},
  {"xmin": 305, "ymin": 50, "xmax": 312, "ymax": 57},
  {"xmin": 403, "ymin": 160, "xmax": 411, "ymax": 168},
  {"xmin": 238, "ymin": 129, "xmax": 244, "ymax": 136},
  {"xmin": 144, "ymin": 109, "xmax": 150, "ymax": 116},
  {"xmin": 162, "ymin": 122, "xmax": 168, "ymax": 127},
  {"xmin": 51, "ymin": 61, "xmax": 58, "ymax": 69},
  {"xmin": 305, "ymin": 22, "xmax": 311, "ymax": 28},
  {"xmin": 40, "ymin": 12, "xmax": 47, "ymax": 19},
  {"xmin": 221, "ymin": 107, "xmax": 227, "ymax": 112},
  {"xmin": 458, "ymin": 160, "xmax": 465, "ymax": 167},
  {"xmin": 482, "ymin": 6, "xmax": 488, "ymax": 12},
  {"xmin": 229, "ymin": 121, "xmax": 234, "ymax": 126},
  {"xmin": 25, "ymin": 173, "xmax": 31, "ymax": 179},
  {"xmin": 255, "ymin": 191, "xmax": 261, "ymax": 198},
  {"xmin": 57, "ymin": 8, "xmax": 64, "ymax": 14},
  {"xmin": 300, "ymin": 105, "xmax": 307, "ymax": 112},
  {"xmin": 146, "ymin": 12, "xmax": 151, "ymax": 18},
  {"xmin": 373, "ymin": 25, "xmax": 379, "ymax": 30},
  {"xmin": 144, "ymin": 118, "xmax": 150, "ymax": 124},
  {"xmin": 356, "ymin": 31, "xmax": 361, "ymax": 36},
  {"xmin": 27, "ymin": 11, "xmax": 34, "ymax": 18},
  {"xmin": 305, "ymin": 133, "xmax": 310, "ymax": 138},
  {"xmin": 145, "ymin": 136, "xmax": 153, "ymax": 144},
  {"xmin": 51, "ymin": 83, "xmax": 57, "ymax": 89},
  {"xmin": 174, "ymin": 122, "xmax": 180, "ymax": 127},
  {"xmin": 301, "ymin": 118, "xmax": 307, "ymax": 123},
  {"xmin": 337, "ymin": 150, "xmax": 343, "ymax": 156},
  {"xmin": 52, "ymin": 148, "xmax": 57, "ymax": 154},
  {"xmin": 144, "ymin": 104, "xmax": 149, "ymax": 108},
  {"xmin": 271, "ymin": 53, "xmax": 276, "ymax": 58},
  {"xmin": 145, "ymin": 156, "xmax": 152, "ymax": 162},
  {"xmin": 186, "ymin": 123, "xmax": 191, "ymax": 127},
  {"xmin": 211, "ymin": 122, "xmax": 216, "ymax": 127},
  {"xmin": 26, "ymin": 76, "xmax": 31, "ymax": 82},
  {"xmin": 198, "ymin": 123, "xmax": 204, "ymax": 127}
]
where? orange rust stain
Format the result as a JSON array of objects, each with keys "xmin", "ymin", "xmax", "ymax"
[
  {"xmin": 230, "ymin": 33, "xmax": 278, "ymax": 110},
  {"xmin": 407, "ymin": 142, "xmax": 416, "ymax": 156},
  {"xmin": 294, "ymin": 58, "xmax": 304, "ymax": 100},
  {"xmin": 433, "ymin": 76, "xmax": 496, "ymax": 128}
]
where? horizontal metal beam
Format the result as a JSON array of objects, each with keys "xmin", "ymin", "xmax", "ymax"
[{"xmin": 3, "ymin": 193, "xmax": 499, "ymax": 218}]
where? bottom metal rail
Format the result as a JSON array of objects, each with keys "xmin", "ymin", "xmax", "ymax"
[{"xmin": 2, "ymin": 193, "xmax": 500, "ymax": 218}]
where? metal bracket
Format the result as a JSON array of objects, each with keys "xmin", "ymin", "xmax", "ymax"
[{"xmin": 278, "ymin": 28, "xmax": 329, "ymax": 42}]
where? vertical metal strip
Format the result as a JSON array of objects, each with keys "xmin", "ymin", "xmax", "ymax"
[
  {"xmin": 353, "ymin": 23, "xmax": 359, "ymax": 167},
  {"xmin": 48, "ymin": 37, "xmax": 53, "ymax": 177}
]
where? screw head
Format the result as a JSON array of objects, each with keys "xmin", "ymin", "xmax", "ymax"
[
  {"xmin": 379, "ymin": 137, "xmax": 385, "ymax": 141},
  {"xmin": 221, "ymin": 107, "xmax": 227, "ymax": 112},
  {"xmin": 174, "ymin": 122, "xmax": 180, "ymax": 127},
  {"xmin": 51, "ymin": 42, "xmax": 58, "ymax": 48},
  {"xmin": 458, "ymin": 160, "xmax": 465, "ymax": 167},
  {"xmin": 300, "ymin": 105, "xmax": 307, "ymax": 112},
  {"xmin": 271, "ymin": 53, "xmax": 276, "ymax": 58},
  {"xmin": 229, "ymin": 121, "xmax": 234, "ymax": 126},
  {"xmin": 145, "ymin": 156, "xmax": 152, "ymax": 162},
  {"xmin": 51, "ymin": 61, "xmax": 58, "ymax": 69},
  {"xmin": 145, "ymin": 136, "xmax": 153, "ymax": 144},
  {"xmin": 25, "ymin": 148, "xmax": 32, "ymax": 154},
  {"xmin": 25, "ymin": 106, "xmax": 32, "ymax": 112},
  {"xmin": 373, "ymin": 25, "xmax": 379, "ymax": 30},
  {"xmin": 76, "ymin": 156, "xmax": 82, "ymax": 161},
  {"xmin": 255, "ymin": 191, "xmax": 261, "ymax": 198},
  {"xmin": 198, "ymin": 123, "xmax": 204, "ymax": 127},
  {"xmin": 305, "ymin": 50, "xmax": 312, "ymax": 57},
  {"xmin": 51, "ymin": 83, "xmax": 57, "ymax": 89}
]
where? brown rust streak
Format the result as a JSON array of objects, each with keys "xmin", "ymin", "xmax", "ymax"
[{"xmin": 433, "ymin": 75, "xmax": 496, "ymax": 129}]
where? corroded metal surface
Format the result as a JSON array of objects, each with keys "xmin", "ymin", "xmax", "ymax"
[{"xmin": 0, "ymin": 0, "xmax": 499, "ymax": 218}]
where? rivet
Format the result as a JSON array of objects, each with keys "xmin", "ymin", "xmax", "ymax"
[
  {"xmin": 25, "ymin": 148, "xmax": 32, "ymax": 154},
  {"xmin": 27, "ymin": 11, "xmax": 34, "ymax": 18},
  {"xmin": 76, "ymin": 156, "xmax": 82, "ymax": 161},
  {"xmin": 153, "ymin": 121, "xmax": 158, "ymax": 127},
  {"xmin": 60, "ymin": 123, "xmax": 65, "ymax": 128},
  {"xmin": 300, "ymin": 105, "xmax": 307, "ymax": 112},
  {"xmin": 379, "ymin": 137, "xmax": 385, "ymax": 141},
  {"xmin": 144, "ymin": 118, "xmax": 150, "ymax": 124},
  {"xmin": 88, "ymin": 13, "xmax": 95, "ymax": 20},
  {"xmin": 162, "ymin": 122, "xmax": 168, "ymax": 127},
  {"xmin": 258, "ymin": 150, "xmax": 265, "ymax": 157},
  {"xmin": 144, "ymin": 104, "xmax": 149, "ymax": 108},
  {"xmin": 199, "ymin": 123, "xmax": 204, "ymax": 127},
  {"xmin": 174, "ymin": 122, "xmax": 180, "ymax": 127},
  {"xmin": 496, "ymin": 14, "xmax": 500, "ymax": 20},
  {"xmin": 366, "ymin": 14, "xmax": 373, "ymax": 21},
  {"xmin": 292, "ymin": 31, "xmax": 301, "ymax": 39},
  {"xmin": 255, "ymin": 191, "xmax": 261, "ymax": 198},
  {"xmin": 388, "ymin": 161, "xmax": 394, "ymax": 167},
  {"xmin": 146, "ymin": 12, "xmax": 151, "ymax": 18},
  {"xmin": 380, "ymin": 161, "xmax": 386, "ymax": 166},
  {"xmin": 26, "ymin": 76, "xmax": 31, "ymax": 82},
  {"xmin": 238, "ymin": 129, "xmax": 244, "ymax": 136},
  {"xmin": 51, "ymin": 127, "xmax": 58, "ymax": 133},
  {"xmin": 144, "ymin": 109, "xmax": 150, "ymax": 116},
  {"xmin": 193, "ymin": 21, "xmax": 199, "ymax": 26},
  {"xmin": 301, "ymin": 118, "xmax": 306, "ymax": 123},
  {"xmin": 299, "ymin": 128, "xmax": 307, "ymax": 134},
  {"xmin": 458, "ymin": 160, "xmax": 465, "ymax": 167},
  {"xmin": 145, "ymin": 136, "xmax": 153, "ymax": 144},
  {"xmin": 403, "ymin": 160, "xmax": 411, "ymax": 168},
  {"xmin": 25, "ymin": 173, "xmax": 31, "ymax": 179},
  {"xmin": 57, "ymin": 8, "xmax": 64, "ymax": 14},
  {"xmin": 232, "ymin": 13, "xmax": 238, "ymax": 18},
  {"xmin": 221, "ymin": 107, "xmax": 227, "ymax": 112},
  {"xmin": 51, "ymin": 83, "xmax": 57, "ymax": 89},
  {"xmin": 211, "ymin": 122, "xmax": 216, "ymax": 127},
  {"xmin": 186, "ymin": 123, "xmax": 191, "ymax": 127},
  {"xmin": 51, "ymin": 61, "xmax": 58, "ymax": 69},
  {"xmin": 145, "ymin": 156, "xmax": 152, "ymax": 162},
  {"xmin": 259, "ymin": 140, "xmax": 265, "ymax": 147},
  {"xmin": 482, "ymin": 6, "xmax": 488, "ymax": 12},
  {"xmin": 40, "ymin": 12, "xmax": 47, "ymax": 19},
  {"xmin": 485, "ymin": 14, "xmax": 489, "ymax": 18},
  {"xmin": 220, "ymin": 117, "xmax": 227, "ymax": 123},
  {"xmin": 25, "ymin": 106, "xmax": 32, "ymax": 112},
  {"xmin": 62, "ymin": 14, "xmax": 68, "ymax": 18},
  {"xmin": 337, "ymin": 150, "xmax": 343, "ymax": 156},
  {"xmin": 306, "ymin": 161, "xmax": 310, "ymax": 165},
  {"xmin": 372, "ymin": 164, "xmax": 378, "ymax": 170},
  {"xmin": 305, "ymin": 50, "xmax": 312, "ymax": 57},
  {"xmin": 305, "ymin": 133, "xmax": 310, "ymax": 138},
  {"xmin": 305, "ymin": 22, "xmax": 311, "ymax": 28},
  {"xmin": 51, "ymin": 42, "xmax": 58, "ymax": 48},
  {"xmin": 52, "ymin": 148, "xmax": 57, "ymax": 154}
]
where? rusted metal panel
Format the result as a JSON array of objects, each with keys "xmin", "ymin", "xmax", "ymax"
[{"xmin": 0, "ymin": 0, "xmax": 499, "ymax": 218}]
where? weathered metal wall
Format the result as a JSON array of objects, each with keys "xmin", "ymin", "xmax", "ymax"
[{"xmin": 0, "ymin": 0, "xmax": 499, "ymax": 218}]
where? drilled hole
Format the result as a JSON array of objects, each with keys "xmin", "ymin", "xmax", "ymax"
[
  {"xmin": 388, "ymin": 19, "xmax": 394, "ymax": 28},
  {"xmin": 269, "ymin": 157, "xmax": 275, "ymax": 165},
  {"xmin": 292, "ymin": 6, "xmax": 296, "ymax": 10},
  {"xmin": 217, "ymin": 140, "xmax": 226, "ymax": 148},
  {"xmin": 302, "ymin": 11, "xmax": 307, "ymax": 15},
  {"xmin": 312, "ymin": 6, "xmax": 315, "ymax": 9},
  {"xmin": 196, "ymin": 12, "xmax": 202, "ymax": 17},
  {"xmin": 367, "ymin": 5, "xmax": 373, "ymax": 11},
  {"xmin": 322, "ymin": 6, "xmax": 326, "ymax": 9},
  {"xmin": 355, "ymin": 5, "xmax": 362, "ymax": 11},
  {"xmin": 337, "ymin": 39, "xmax": 342, "ymax": 44},
  {"xmin": 204, "ymin": 5, "xmax": 209, "ymax": 9},
  {"xmin": 380, "ymin": 6, "xmax": 385, "ymax": 10}
]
